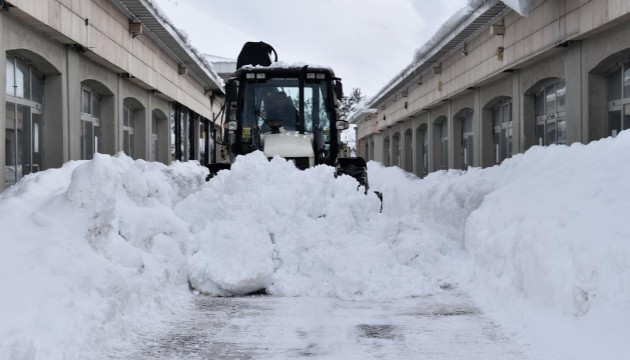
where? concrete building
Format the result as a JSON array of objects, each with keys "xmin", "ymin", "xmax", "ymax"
[
  {"xmin": 351, "ymin": 0, "xmax": 630, "ymax": 177},
  {"xmin": 1, "ymin": 0, "xmax": 224, "ymax": 190}
]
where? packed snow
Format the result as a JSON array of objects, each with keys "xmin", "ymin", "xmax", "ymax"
[{"xmin": 2, "ymin": 131, "xmax": 630, "ymax": 359}]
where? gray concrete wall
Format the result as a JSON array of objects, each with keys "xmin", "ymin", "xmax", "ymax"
[
  {"xmin": 359, "ymin": 0, "xmax": 630, "ymax": 175},
  {"xmin": 1, "ymin": 0, "xmax": 222, "ymax": 189}
]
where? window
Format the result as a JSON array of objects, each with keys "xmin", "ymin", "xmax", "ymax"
[
  {"xmin": 81, "ymin": 85, "xmax": 101, "ymax": 159},
  {"xmin": 493, "ymin": 99, "xmax": 513, "ymax": 164},
  {"xmin": 123, "ymin": 101, "xmax": 135, "ymax": 157},
  {"xmin": 606, "ymin": 61, "xmax": 630, "ymax": 137},
  {"xmin": 4, "ymin": 56, "xmax": 44, "ymax": 189},
  {"xmin": 535, "ymin": 81, "xmax": 566, "ymax": 146},
  {"xmin": 151, "ymin": 115, "xmax": 159, "ymax": 161},
  {"xmin": 440, "ymin": 119, "xmax": 448, "ymax": 169},
  {"xmin": 460, "ymin": 110, "xmax": 474, "ymax": 168}
]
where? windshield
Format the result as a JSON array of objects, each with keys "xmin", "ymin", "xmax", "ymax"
[{"xmin": 241, "ymin": 78, "xmax": 332, "ymax": 136}]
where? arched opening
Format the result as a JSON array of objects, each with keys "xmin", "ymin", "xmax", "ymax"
[
  {"xmin": 524, "ymin": 77, "xmax": 566, "ymax": 149},
  {"xmin": 383, "ymin": 136, "xmax": 390, "ymax": 166},
  {"xmin": 483, "ymin": 96, "xmax": 513, "ymax": 166},
  {"xmin": 123, "ymin": 97, "xmax": 146, "ymax": 159},
  {"xmin": 453, "ymin": 108, "xmax": 474, "ymax": 169},
  {"xmin": 5, "ymin": 50, "xmax": 61, "ymax": 189},
  {"xmin": 151, "ymin": 109, "xmax": 169, "ymax": 163},
  {"xmin": 589, "ymin": 50, "xmax": 630, "ymax": 141},
  {"xmin": 415, "ymin": 124, "xmax": 428, "ymax": 177},
  {"xmin": 404, "ymin": 128, "xmax": 413, "ymax": 172},
  {"xmin": 432, "ymin": 116, "xmax": 448, "ymax": 170},
  {"xmin": 392, "ymin": 132, "xmax": 401, "ymax": 167},
  {"xmin": 81, "ymin": 79, "xmax": 115, "ymax": 159},
  {"xmin": 369, "ymin": 139, "xmax": 374, "ymax": 161}
]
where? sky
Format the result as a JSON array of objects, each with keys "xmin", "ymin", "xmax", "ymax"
[
  {"xmin": 151, "ymin": 0, "xmax": 468, "ymax": 97},
  {"xmin": 1, "ymin": 129, "xmax": 630, "ymax": 358}
]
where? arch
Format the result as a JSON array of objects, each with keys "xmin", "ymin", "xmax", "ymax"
[
  {"xmin": 415, "ymin": 123, "xmax": 428, "ymax": 177},
  {"xmin": 589, "ymin": 50, "xmax": 630, "ymax": 141},
  {"xmin": 453, "ymin": 107, "xmax": 474, "ymax": 169},
  {"xmin": 80, "ymin": 79, "xmax": 116, "ymax": 158},
  {"xmin": 404, "ymin": 128, "xmax": 413, "ymax": 173},
  {"xmin": 123, "ymin": 97, "xmax": 147, "ymax": 159},
  {"xmin": 432, "ymin": 116, "xmax": 448, "ymax": 170},
  {"xmin": 7, "ymin": 49, "xmax": 61, "ymax": 74},
  {"xmin": 4, "ymin": 50, "xmax": 62, "ymax": 188},
  {"xmin": 391, "ymin": 132, "xmax": 401, "ymax": 168},
  {"xmin": 382, "ymin": 136, "xmax": 391, "ymax": 166},
  {"xmin": 483, "ymin": 96, "xmax": 512, "ymax": 167},
  {"xmin": 524, "ymin": 77, "xmax": 565, "ymax": 150},
  {"xmin": 369, "ymin": 138, "xmax": 375, "ymax": 161},
  {"xmin": 151, "ymin": 108, "xmax": 169, "ymax": 163},
  {"xmin": 524, "ymin": 77, "xmax": 566, "ymax": 149}
]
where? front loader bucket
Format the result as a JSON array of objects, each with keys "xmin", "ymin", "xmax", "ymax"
[
  {"xmin": 335, "ymin": 157, "xmax": 369, "ymax": 190},
  {"xmin": 206, "ymin": 163, "xmax": 232, "ymax": 180}
]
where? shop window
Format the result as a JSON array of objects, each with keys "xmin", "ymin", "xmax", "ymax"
[
  {"xmin": 4, "ymin": 56, "xmax": 44, "ymax": 188},
  {"xmin": 440, "ymin": 120, "xmax": 448, "ymax": 169},
  {"xmin": 123, "ymin": 101, "xmax": 135, "ymax": 157},
  {"xmin": 606, "ymin": 61, "xmax": 630, "ymax": 137},
  {"xmin": 81, "ymin": 85, "xmax": 101, "ymax": 159},
  {"xmin": 493, "ymin": 99, "xmax": 513, "ymax": 164},
  {"xmin": 535, "ymin": 81, "xmax": 567, "ymax": 145},
  {"xmin": 459, "ymin": 110, "xmax": 474, "ymax": 168}
]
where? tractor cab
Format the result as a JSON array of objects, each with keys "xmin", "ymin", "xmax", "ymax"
[{"xmin": 222, "ymin": 66, "xmax": 347, "ymax": 169}]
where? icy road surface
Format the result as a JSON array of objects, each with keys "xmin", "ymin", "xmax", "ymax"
[{"xmin": 128, "ymin": 289, "xmax": 530, "ymax": 360}]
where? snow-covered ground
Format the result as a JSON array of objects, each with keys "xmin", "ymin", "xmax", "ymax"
[{"xmin": 1, "ymin": 131, "xmax": 629, "ymax": 359}]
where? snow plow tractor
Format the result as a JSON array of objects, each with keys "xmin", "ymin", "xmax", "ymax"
[{"xmin": 208, "ymin": 42, "xmax": 372, "ymax": 191}]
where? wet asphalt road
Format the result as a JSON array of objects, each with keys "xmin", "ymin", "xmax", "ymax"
[{"xmin": 126, "ymin": 289, "xmax": 532, "ymax": 360}]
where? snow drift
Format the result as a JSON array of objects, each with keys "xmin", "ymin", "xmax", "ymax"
[{"xmin": 1, "ymin": 131, "xmax": 630, "ymax": 359}]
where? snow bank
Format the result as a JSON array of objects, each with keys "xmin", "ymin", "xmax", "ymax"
[
  {"xmin": 0, "ymin": 153, "xmax": 205, "ymax": 360},
  {"xmin": 177, "ymin": 151, "xmax": 458, "ymax": 298},
  {"xmin": 463, "ymin": 133, "xmax": 630, "ymax": 359},
  {"xmin": 2, "ymin": 130, "xmax": 630, "ymax": 359}
]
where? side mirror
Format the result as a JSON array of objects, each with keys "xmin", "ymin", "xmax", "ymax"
[
  {"xmin": 336, "ymin": 120, "xmax": 349, "ymax": 130},
  {"xmin": 334, "ymin": 81, "xmax": 343, "ymax": 101}
]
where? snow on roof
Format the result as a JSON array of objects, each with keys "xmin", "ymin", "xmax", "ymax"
[
  {"xmin": 366, "ymin": 0, "xmax": 529, "ymax": 108},
  {"xmin": 138, "ymin": 0, "xmax": 225, "ymax": 90}
]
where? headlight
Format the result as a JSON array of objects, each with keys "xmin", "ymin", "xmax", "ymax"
[{"xmin": 227, "ymin": 121, "xmax": 238, "ymax": 131}]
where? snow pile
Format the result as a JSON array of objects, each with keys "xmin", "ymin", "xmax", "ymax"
[
  {"xmin": 2, "ymin": 131, "xmax": 630, "ymax": 359},
  {"xmin": 463, "ymin": 134, "xmax": 630, "ymax": 359},
  {"xmin": 177, "ymin": 151, "xmax": 458, "ymax": 299},
  {"xmin": 0, "ymin": 154, "xmax": 205, "ymax": 360}
]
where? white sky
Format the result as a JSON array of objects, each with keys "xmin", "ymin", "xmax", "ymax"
[{"xmin": 151, "ymin": 0, "xmax": 467, "ymax": 97}]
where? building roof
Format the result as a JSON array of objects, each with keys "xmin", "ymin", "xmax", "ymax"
[
  {"xmin": 365, "ymin": 0, "xmax": 509, "ymax": 109},
  {"xmin": 115, "ymin": 0, "xmax": 224, "ymax": 92}
]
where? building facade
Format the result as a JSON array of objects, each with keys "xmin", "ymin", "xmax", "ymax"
[
  {"xmin": 352, "ymin": 0, "xmax": 630, "ymax": 176},
  {"xmin": 1, "ymin": 0, "xmax": 225, "ymax": 190}
]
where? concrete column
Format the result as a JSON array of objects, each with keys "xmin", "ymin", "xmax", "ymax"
[
  {"xmin": 0, "ymin": 14, "xmax": 6, "ymax": 188},
  {"xmin": 447, "ymin": 101, "xmax": 454, "ymax": 169},
  {"xmin": 565, "ymin": 41, "xmax": 584, "ymax": 144},
  {"xmin": 411, "ymin": 116, "xmax": 417, "ymax": 175},
  {"xmin": 473, "ymin": 87, "xmax": 483, "ymax": 167},
  {"xmin": 65, "ymin": 46, "xmax": 81, "ymax": 160},
  {"xmin": 512, "ymin": 70, "xmax": 523, "ymax": 153}
]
